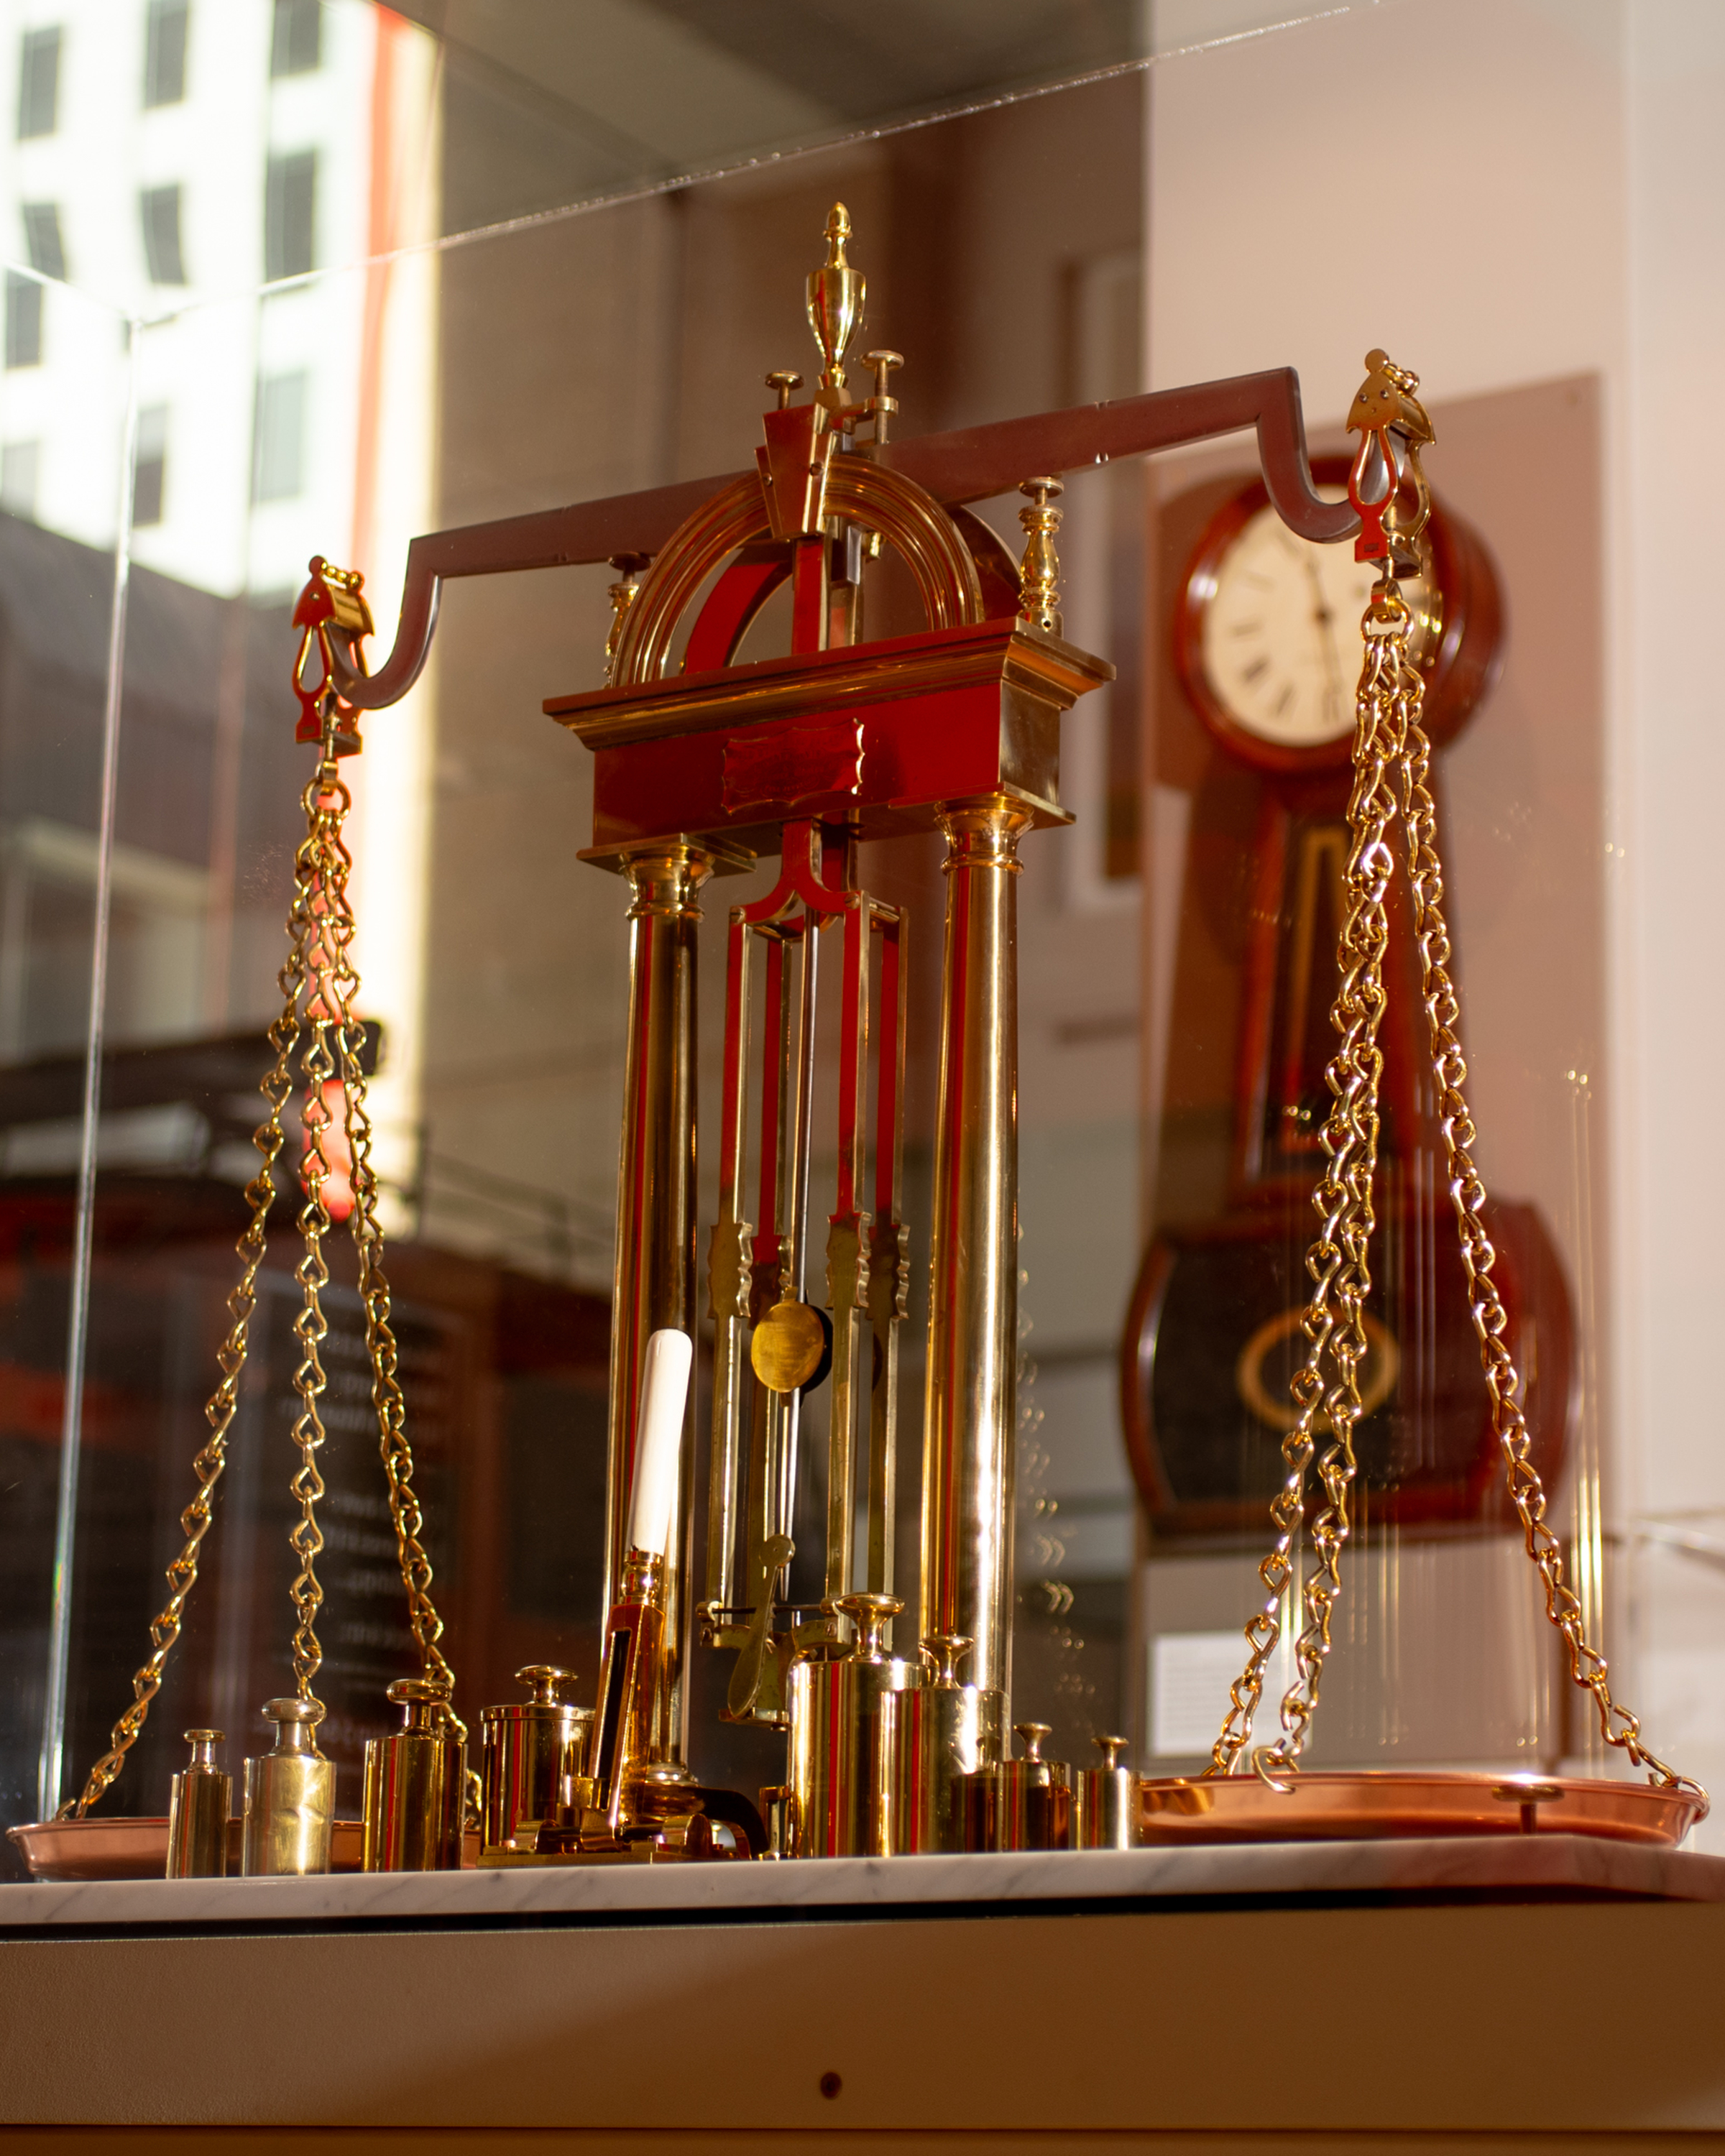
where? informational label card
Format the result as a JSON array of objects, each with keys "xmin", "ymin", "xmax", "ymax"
[{"xmin": 1150, "ymin": 1627, "xmax": 1293, "ymax": 1759}]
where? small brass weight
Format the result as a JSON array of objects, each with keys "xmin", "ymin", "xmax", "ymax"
[
  {"xmin": 165, "ymin": 1730, "xmax": 230, "ymax": 1879},
  {"xmin": 363, "ymin": 1676, "xmax": 466, "ymax": 1872}
]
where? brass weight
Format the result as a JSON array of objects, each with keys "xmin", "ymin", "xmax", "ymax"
[
  {"xmin": 480, "ymin": 1664, "xmax": 588, "ymax": 1859},
  {"xmin": 898, "ymin": 1634, "xmax": 982, "ymax": 1854},
  {"xmin": 1072, "ymin": 1734, "xmax": 1138, "ymax": 1851},
  {"xmin": 165, "ymin": 1730, "xmax": 230, "ymax": 1880},
  {"xmin": 963, "ymin": 1720, "xmax": 1071, "ymax": 1853},
  {"xmin": 787, "ymin": 1592, "xmax": 921, "ymax": 1858},
  {"xmin": 242, "ymin": 1697, "xmax": 336, "ymax": 1877},
  {"xmin": 362, "ymin": 1677, "xmax": 466, "ymax": 1872}
]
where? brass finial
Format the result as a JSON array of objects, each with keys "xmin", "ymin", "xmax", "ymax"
[
  {"xmin": 765, "ymin": 369, "xmax": 802, "ymax": 411},
  {"xmin": 1017, "ymin": 477, "xmax": 1064, "ymax": 637},
  {"xmin": 806, "ymin": 201, "xmax": 866, "ymax": 413},
  {"xmin": 604, "ymin": 552, "xmax": 649, "ymax": 683}
]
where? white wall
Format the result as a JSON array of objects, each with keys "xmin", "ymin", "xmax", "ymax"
[{"xmin": 1619, "ymin": 1, "xmax": 1725, "ymax": 1811}]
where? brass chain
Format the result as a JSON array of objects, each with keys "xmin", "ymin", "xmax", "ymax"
[
  {"xmin": 285, "ymin": 760, "xmax": 342, "ymax": 1699},
  {"xmin": 58, "ymin": 926, "xmax": 305, "ymax": 1817},
  {"xmin": 1210, "ymin": 355, "xmax": 1698, "ymax": 1792},
  {"xmin": 62, "ymin": 632, "xmax": 464, "ymax": 1810},
  {"xmin": 1208, "ymin": 592, "xmax": 1402, "ymax": 1780},
  {"xmin": 1395, "ymin": 612, "xmax": 1700, "ymax": 1796},
  {"xmin": 312, "ymin": 749, "xmax": 464, "ymax": 1734}
]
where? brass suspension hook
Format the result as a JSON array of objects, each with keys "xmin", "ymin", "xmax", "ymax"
[
  {"xmin": 292, "ymin": 555, "xmax": 374, "ymax": 755},
  {"xmin": 1346, "ymin": 349, "xmax": 1432, "ymax": 575}
]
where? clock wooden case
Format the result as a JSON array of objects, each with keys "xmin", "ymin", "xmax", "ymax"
[{"xmin": 1123, "ymin": 461, "xmax": 1572, "ymax": 1542}]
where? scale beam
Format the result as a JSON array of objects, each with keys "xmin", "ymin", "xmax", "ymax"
[{"xmin": 331, "ymin": 367, "xmax": 1355, "ymax": 711}]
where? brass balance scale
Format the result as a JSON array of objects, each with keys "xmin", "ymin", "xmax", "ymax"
[{"xmin": 11, "ymin": 209, "xmax": 1703, "ymax": 1884}]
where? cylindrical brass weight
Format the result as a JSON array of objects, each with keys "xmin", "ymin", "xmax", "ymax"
[
  {"xmin": 898, "ymin": 1634, "xmax": 982, "ymax": 1853},
  {"xmin": 758, "ymin": 1783, "xmax": 797, "ymax": 1859},
  {"xmin": 787, "ymin": 1594, "xmax": 921, "ymax": 1858},
  {"xmin": 962, "ymin": 1720, "xmax": 1071, "ymax": 1853},
  {"xmin": 165, "ymin": 1730, "xmax": 231, "ymax": 1879},
  {"xmin": 1072, "ymin": 1734, "xmax": 1138, "ymax": 1850},
  {"xmin": 480, "ymin": 1664, "xmax": 587, "ymax": 1857},
  {"xmin": 242, "ymin": 1697, "xmax": 336, "ymax": 1877},
  {"xmin": 363, "ymin": 1677, "xmax": 466, "ymax": 1872}
]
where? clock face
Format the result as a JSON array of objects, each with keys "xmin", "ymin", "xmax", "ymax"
[{"xmin": 1196, "ymin": 501, "xmax": 1435, "ymax": 751}]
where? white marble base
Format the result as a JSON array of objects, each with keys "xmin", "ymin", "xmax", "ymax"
[{"xmin": 3, "ymin": 1830, "xmax": 1721, "ymax": 1929}]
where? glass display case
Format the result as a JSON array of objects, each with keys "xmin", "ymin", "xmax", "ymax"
[{"xmin": 1, "ymin": 0, "xmax": 1721, "ymax": 1884}]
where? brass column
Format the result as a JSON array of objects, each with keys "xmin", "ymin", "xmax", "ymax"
[
  {"xmin": 605, "ymin": 839, "xmax": 712, "ymax": 1757},
  {"xmin": 919, "ymin": 793, "xmax": 1033, "ymax": 1763}
]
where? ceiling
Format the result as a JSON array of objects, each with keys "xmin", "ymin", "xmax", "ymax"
[{"xmin": 386, "ymin": 0, "xmax": 1149, "ymax": 236}]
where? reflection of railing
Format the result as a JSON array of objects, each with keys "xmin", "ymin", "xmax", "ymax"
[
  {"xmin": 1618, "ymin": 1511, "xmax": 1725, "ymax": 1574},
  {"xmin": 0, "ymin": 1026, "xmax": 615, "ymax": 1286},
  {"xmin": 0, "ymin": 819, "xmax": 212, "ymax": 1062},
  {"xmin": 407, "ymin": 1141, "xmax": 612, "ymax": 1281},
  {"xmin": 0, "ymin": 1025, "xmax": 383, "ymax": 1182}
]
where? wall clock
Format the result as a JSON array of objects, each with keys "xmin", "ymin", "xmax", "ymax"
[
  {"xmin": 1173, "ymin": 456, "xmax": 1501, "ymax": 774},
  {"xmin": 1122, "ymin": 461, "xmax": 1572, "ymax": 1539}
]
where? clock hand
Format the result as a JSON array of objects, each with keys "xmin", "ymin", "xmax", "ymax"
[{"xmin": 1301, "ymin": 545, "xmax": 1347, "ymax": 730}]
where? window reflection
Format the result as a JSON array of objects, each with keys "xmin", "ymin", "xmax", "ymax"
[
  {"xmin": 15, "ymin": 25, "xmax": 60, "ymax": 142},
  {"xmin": 3, "ymin": 274, "xmax": 39, "ymax": 367},
  {"xmin": 139, "ymin": 183, "xmax": 185, "ymax": 287},
  {"xmin": 142, "ymin": 0, "xmax": 188, "ymax": 109}
]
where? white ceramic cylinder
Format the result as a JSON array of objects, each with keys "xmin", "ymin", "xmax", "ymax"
[{"xmin": 625, "ymin": 1328, "xmax": 691, "ymax": 1559}]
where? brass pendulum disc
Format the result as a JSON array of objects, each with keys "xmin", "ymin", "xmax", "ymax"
[{"xmin": 750, "ymin": 1301, "xmax": 827, "ymax": 1395}]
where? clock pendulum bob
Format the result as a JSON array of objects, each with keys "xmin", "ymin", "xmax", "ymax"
[
  {"xmin": 165, "ymin": 1731, "xmax": 231, "ymax": 1880},
  {"xmin": 362, "ymin": 1677, "xmax": 466, "ymax": 1873},
  {"xmin": 544, "ymin": 203, "xmax": 1113, "ymax": 1858},
  {"xmin": 242, "ymin": 1697, "xmax": 336, "ymax": 1879}
]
